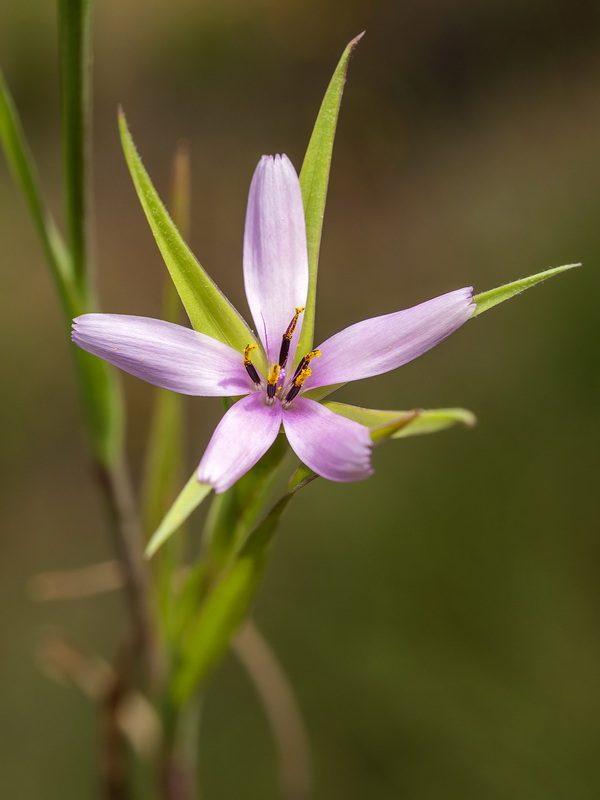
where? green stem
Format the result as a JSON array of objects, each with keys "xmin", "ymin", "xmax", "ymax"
[
  {"xmin": 59, "ymin": 0, "xmax": 93, "ymax": 297},
  {"xmin": 96, "ymin": 458, "xmax": 160, "ymax": 688}
]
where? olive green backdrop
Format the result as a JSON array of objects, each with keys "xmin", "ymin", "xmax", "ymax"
[{"xmin": 1, "ymin": 0, "xmax": 598, "ymax": 798}]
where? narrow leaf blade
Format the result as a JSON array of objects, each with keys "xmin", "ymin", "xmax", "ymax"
[
  {"xmin": 142, "ymin": 143, "xmax": 190, "ymax": 536},
  {"xmin": 173, "ymin": 474, "xmax": 316, "ymax": 703},
  {"xmin": 203, "ymin": 433, "xmax": 288, "ymax": 572},
  {"xmin": 118, "ymin": 111, "xmax": 260, "ymax": 360},
  {"xmin": 297, "ymin": 33, "xmax": 364, "ymax": 356},
  {"xmin": 146, "ymin": 473, "xmax": 212, "ymax": 558},
  {"xmin": 325, "ymin": 401, "xmax": 476, "ymax": 442},
  {"xmin": 472, "ymin": 263, "xmax": 580, "ymax": 318},
  {"xmin": 0, "ymin": 69, "xmax": 75, "ymax": 309}
]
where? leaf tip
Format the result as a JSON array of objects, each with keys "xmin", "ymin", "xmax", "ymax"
[
  {"xmin": 144, "ymin": 541, "xmax": 158, "ymax": 560},
  {"xmin": 462, "ymin": 410, "xmax": 478, "ymax": 428}
]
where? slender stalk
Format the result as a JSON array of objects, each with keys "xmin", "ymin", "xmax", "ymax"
[
  {"xmin": 155, "ymin": 142, "xmax": 196, "ymax": 800},
  {"xmin": 159, "ymin": 696, "xmax": 198, "ymax": 800},
  {"xmin": 234, "ymin": 622, "xmax": 312, "ymax": 800},
  {"xmin": 59, "ymin": 0, "xmax": 159, "ymax": 688},
  {"xmin": 59, "ymin": 0, "xmax": 93, "ymax": 296},
  {"xmin": 99, "ymin": 661, "xmax": 131, "ymax": 800},
  {"xmin": 96, "ymin": 458, "xmax": 160, "ymax": 687}
]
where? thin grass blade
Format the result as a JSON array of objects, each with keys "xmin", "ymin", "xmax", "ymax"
[
  {"xmin": 0, "ymin": 69, "xmax": 75, "ymax": 310},
  {"xmin": 297, "ymin": 33, "xmax": 364, "ymax": 356},
  {"xmin": 146, "ymin": 474, "xmax": 212, "ymax": 559}
]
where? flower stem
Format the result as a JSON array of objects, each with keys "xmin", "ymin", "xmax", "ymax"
[
  {"xmin": 234, "ymin": 622, "xmax": 312, "ymax": 800},
  {"xmin": 95, "ymin": 457, "xmax": 160, "ymax": 688}
]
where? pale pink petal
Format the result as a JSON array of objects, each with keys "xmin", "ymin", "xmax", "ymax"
[
  {"xmin": 197, "ymin": 393, "xmax": 282, "ymax": 493},
  {"xmin": 282, "ymin": 397, "xmax": 373, "ymax": 482},
  {"xmin": 307, "ymin": 288, "xmax": 475, "ymax": 389},
  {"xmin": 72, "ymin": 314, "xmax": 252, "ymax": 396},
  {"xmin": 243, "ymin": 155, "xmax": 309, "ymax": 364}
]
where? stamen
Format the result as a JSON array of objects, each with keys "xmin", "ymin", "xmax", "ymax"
[
  {"xmin": 266, "ymin": 364, "xmax": 281, "ymax": 404},
  {"xmin": 243, "ymin": 344, "xmax": 261, "ymax": 386},
  {"xmin": 283, "ymin": 367, "xmax": 312, "ymax": 407},
  {"xmin": 278, "ymin": 307, "xmax": 305, "ymax": 369},
  {"xmin": 291, "ymin": 349, "xmax": 321, "ymax": 381}
]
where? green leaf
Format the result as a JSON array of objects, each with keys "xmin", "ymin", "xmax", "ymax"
[
  {"xmin": 142, "ymin": 389, "xmax": 184, "ymax": 538},
  {"xmin": 146, "ymin": 473, "xmax": 212, "ymax": 559},
  {"xmin": 172, "ymin": 472, "xmax": 317, "ymax": 704},
  {"xmin": 472, "ymin": 263, "xmax": 580, "ymax": 318},
  {"xmin": 0, "ymin": 68, "xmax": 122, "ymax": 467},
  {"xmin": 142, "ymin": 144, "xmax": 190, "ymax": 536},
  {"xmin": 118, "ymin": 111, "xmax": 262, "ymax": 365},
  {"xmin": 297, "ymin": 33, "xmax": 364, "ymax": 358},
  {"xmin": 73, "ymin": 347, "xmax": 123, "ymax": 466},
  {"xmin": 58, "ymin": 0, "xmax": 92, "ymax": 296},
  {"xmin": 0, "ymin": 69, "xmax": 76, "ymax": 313},
  {"xmin": 325, "ymin": 402, "xmax": 476, "ymax": 442},
  {"xmin": 203, "ymin": 433, "xmax": 288, "ymax": 572}
]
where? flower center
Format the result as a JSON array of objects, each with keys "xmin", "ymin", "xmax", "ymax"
[{"xmin": 242, "ymin": 308, "xmax": 321, "ymax": 407}]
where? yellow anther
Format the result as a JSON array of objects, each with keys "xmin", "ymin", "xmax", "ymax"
[
  {"xmin": 267, "ymin": 364, "xmax": 281, "ymax": 386},
  {"xmin": 291, "ymin": 349, "xmax": 321, "ymax": 382},
  {"xmin": 293, "ymin": 367, "xmax": 312, "ymax": 387},
  {"xmin": 243, "ymin": 343, "xmax": 258, "ymax": 366},
  {"xmin": 283, "ymin": 307, "xmax": 305, "ymax": 340}
]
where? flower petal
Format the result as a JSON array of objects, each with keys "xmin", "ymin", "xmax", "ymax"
[
  {"xmin": 243, "ymin": 154, "xmax": 309, "ymax": 364},
  {"xmin": 307, "ymin": 288, "xmax": 475, "ymax": 388},
  {"xmin": 198, "ymin": 393, "xmax": 283, "ymax": 493},
  {"xmin": 282, "ymin": 397, "xmax": 373, "ymax": 482},
  {"xmin": 72, "ymin": 314, "xmax": 252, "ymax": 396}
]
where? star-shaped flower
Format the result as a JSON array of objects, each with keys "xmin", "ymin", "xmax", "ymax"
[{"xmin": 73, "ymin": 155, "xmax": 474, "ymax": 492}]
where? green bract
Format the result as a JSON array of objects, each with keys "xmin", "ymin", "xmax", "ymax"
[
  {"xmin": 119, "ymin": 111, "xmax": 262, "ymax": 364},
  {"xmin": 298, "ymin": 32, "xmax": 364, "ymax": 358},
  {"xmin": 326, "ymin": 402, "xmax": 477, "ymax": 442},
  {"xmin": 472, "ymin": 263, "xmax": 580, "ymax": 317},
  {"xmin": 146, "ymin": 475, "xmax": 212, "ymax": 559}
]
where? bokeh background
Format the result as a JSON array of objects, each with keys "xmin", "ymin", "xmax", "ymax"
[{"xmin": 1, "ymin": 1, "xmax": 599, "ymax": 798}]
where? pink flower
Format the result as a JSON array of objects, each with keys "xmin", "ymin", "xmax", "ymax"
[{"xmin": 73, "ymin": 155, "xmax": 474, "ymax": 492}]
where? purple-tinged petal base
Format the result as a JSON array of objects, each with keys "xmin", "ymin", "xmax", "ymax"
[{"xmin": 282, "ymin": 397, "xmax": 373, "ymax": 482}]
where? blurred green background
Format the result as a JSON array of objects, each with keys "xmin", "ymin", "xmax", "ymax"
[{"xmin": 1, "ymin": 0, "xmax": 599, "ymax": 797}]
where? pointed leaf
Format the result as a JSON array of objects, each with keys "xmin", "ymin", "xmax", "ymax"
[
  {"xmin": 0, "ymin": 69, "xmax": 76, "ymax": 311},
  {"xmin": 172, "ymin": 473, "xmax": 317, "ymax": 703},
  {"xmin": 118, "ymin": 111, "xmax": 261, "ymax": 362},
  {"xmin": 472, "ymin": 263, "xmax": 580, "ymax": 318},
  {"xmin": 325, "ymin": 401, "xmax": 476, "ymax": 442},
  {"xmin": 1, "ymin": 71, "xmax": 122, "ymax": 467},
  {"xmin": 146, "ymin": 473, "xmax": 212, "ymax": 558},
  {"xmin": 297, "ymin": 33, "xmax": 364, "ymax": 357},
  {"xmin": 142, "ymin": 144, "xmax": 190, "ymax": 536},
  {"xmin": 203, "ymin": 433, "xmax": 288, "ymax": 572},
  {"xmin": 142, "ymin": 389, "xmax": 184, "ymax": 538}
]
